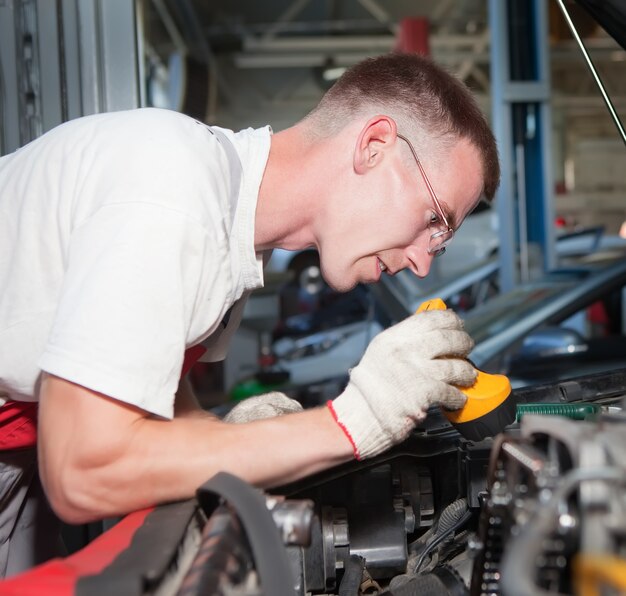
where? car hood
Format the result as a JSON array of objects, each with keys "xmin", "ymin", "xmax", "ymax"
[{"xmin": 575, "ymin": 0, "xmax": 626, "ymax": 51}]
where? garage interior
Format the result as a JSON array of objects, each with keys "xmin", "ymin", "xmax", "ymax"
[
  {"xmin": 136, "ymin": 0, "xmax": 626, "ymax": 400},
  {"xmin": 1, "ymin": 1, "xmax": 626, "ymax": 594}
]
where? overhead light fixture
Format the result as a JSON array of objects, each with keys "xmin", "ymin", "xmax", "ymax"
[
  {"xmin": 322, "ymin": 65, "xmax": 347, "ymax": 82},
  {"xmin": 315, "ymin": 58, "xmax": 347, "ymax": 91}
]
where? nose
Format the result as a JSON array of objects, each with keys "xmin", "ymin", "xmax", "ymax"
[{"xmin": 405, "ymin": 245, "xmax": 433, "ymax": 278}]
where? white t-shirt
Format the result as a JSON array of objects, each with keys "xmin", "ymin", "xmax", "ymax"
[{"xmin": 0, "ymin": 108, "xmax": 271, "ymax": 418}]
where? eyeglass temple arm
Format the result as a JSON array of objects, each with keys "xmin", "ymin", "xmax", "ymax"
[{"xmin": 396, "ymin": 133, "xmax": 451, "ymax": 230}]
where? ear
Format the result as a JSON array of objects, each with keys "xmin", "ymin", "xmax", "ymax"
[{"xmin": 353, "ymin": 116, "xmax": 398, "ymax": 175}]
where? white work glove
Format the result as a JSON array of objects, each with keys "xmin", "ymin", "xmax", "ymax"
[
  {"xmin": 224, "ymin": 392, "xmax": 303, "ymax": 424},
  {"xmin": 327, "ymin": 309, "xmax": 477, "ymax": 460}
]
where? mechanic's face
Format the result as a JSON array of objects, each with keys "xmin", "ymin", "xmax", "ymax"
[{"xmin": 319, "ymin": 137, "xmax": 484, "ymax": 292}]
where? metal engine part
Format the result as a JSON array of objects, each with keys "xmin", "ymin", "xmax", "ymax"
[
  {"xmin": 186, "ymin": 374, "xmax": 626, "ymax": 595},
  {"xmin": 470, "ymin": 406, "xmax": 626, "ymax": 596},
  {"xmin": 286, "ymin": 461, "xmax": 435, "ymax": 594}
]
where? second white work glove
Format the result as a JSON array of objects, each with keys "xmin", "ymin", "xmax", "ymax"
[
  {"xmin": 327, "ymin": 309, "xmax": 477, "ymax": 460},
  {"xmin": 224, "ymin": 392, "xmax": 303, "ymax": 424}
]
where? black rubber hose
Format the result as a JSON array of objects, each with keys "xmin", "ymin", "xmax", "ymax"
[
  {"xmin": 338, "ymin": 555, "xmax": 366, "ymax": 596},
  {"xmin": 177, "ymin": 506, "xmax": 251, "ymax": 595},
  {"xmin": 409, "ymin": 498, "xmax": 469, "ymax": 569},
  {"xmin": 435, "ymin": 499, "xmax": 467, "ymax": 537},
  {"xmin": 388, "ymin": 573, "xmax": 450, "ymax": 596},
  {"xmin": 195, "ymin": 472, "xmax": 296, "ymax": 595},
  {"xmin": 412, "ymin": 510, "xmax": 472, "ymax": 574},
  {"xmin": 386, "ymin": 566, "xmax": 467, "ymax": 596}
]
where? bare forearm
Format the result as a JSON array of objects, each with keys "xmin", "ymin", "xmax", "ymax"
[
  {"xmin": 38, "ymin": 375, "xmax": 352, "ymax": 523},
  {"xmin": 129, "ymin": 407, "xmax": 351, "ymax": 505}
]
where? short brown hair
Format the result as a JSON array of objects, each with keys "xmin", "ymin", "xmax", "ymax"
[{"xmin": 304, "ymin": 53, "xmax": 500, "ymax": 201}]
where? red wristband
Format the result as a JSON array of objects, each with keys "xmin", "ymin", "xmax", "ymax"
[{"xmin": 326, "ymin": 400, "xmax": 361, "ymax": 461}]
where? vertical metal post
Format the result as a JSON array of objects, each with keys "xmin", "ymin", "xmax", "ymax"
[
  {"xmin": 489, "ymin": 0, "xmax": 555, "ymax": 292},
  {"xmin": 0, "ymin": 0, "xmax": 142, "ymax": 156},
  {"xmin": 489, "ymin": 0, "xmax": 517, "ymax": 292},
  {"xmin": 525, "ymin": 1, "xmax": 556, "ymax": 272},
  {"xmin": 0, "ymin": 0, "xmax": 21, "ymax": 154},
  {"xmin": 37, "ymin": 0, "xmax": 65, "ymax": 132},
  {"xmin": 76, "ymin": 0, "xmax": 142, "ymax": 115}
]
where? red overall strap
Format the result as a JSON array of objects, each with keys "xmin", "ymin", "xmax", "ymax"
[
  {"xmin": 181, "ymin": 344, "xmax": 207, "ymax": 377},
  {"xmin": 0, "ymin": 401, "xmax": 38, "ymax": 450}
]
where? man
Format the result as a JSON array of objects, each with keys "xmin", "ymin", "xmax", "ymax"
[{"xmin": 0, "ymin": 53, "xmax": 499, "ymax": 576}]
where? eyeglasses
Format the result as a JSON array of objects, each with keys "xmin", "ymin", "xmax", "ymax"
[{"xmin": 396, "ymin": 133, "xmax": 454, "ymax": 257}]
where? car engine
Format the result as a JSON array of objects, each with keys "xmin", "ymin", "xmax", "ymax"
[
  {"xmin": 76, "ymin": 370, "xmax": 625, "ymax": 596},
  {"xmin": 177, "ymin": 369, "xmax": 626, "ymax": 596},
  {"xmin": 473, "ymin": 410, "xmax": 626, "ymax": 596}
]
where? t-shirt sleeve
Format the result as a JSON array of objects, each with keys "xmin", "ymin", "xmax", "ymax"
[{"xmin": 38, "ymin": 202, "xmax": 227, "ymax": 419}]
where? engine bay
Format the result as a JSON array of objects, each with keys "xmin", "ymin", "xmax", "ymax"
[{"xmin": 187, "ymin": 368, "xmax": 626, "ymax": 596}]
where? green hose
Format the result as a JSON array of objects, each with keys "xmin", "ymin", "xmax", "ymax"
[{"xmin": 516, "ymin": 403, "xmax": 602, "ymax": 422}]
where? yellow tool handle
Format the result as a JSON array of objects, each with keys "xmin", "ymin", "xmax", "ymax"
[
  {"xmin": 573, "ymin": 554, "xmax": 626, "ymax": 596},
  {"xmin": 416, "ymin": 298, "xmax": 512, "ymax": 424},
  {"xmin": 416, "ymin": 298, "xmax": 447, "ymax": 313}
]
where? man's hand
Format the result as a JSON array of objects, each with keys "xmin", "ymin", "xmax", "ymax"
[
  {"xmin": 328, "ymin": 309, "xmax": 476, "ymax": 460},
  {"xmin": 224, "ymin": 392, "xmax": 303, "ymax": 423}
]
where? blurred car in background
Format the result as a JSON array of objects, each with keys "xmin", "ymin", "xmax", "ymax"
[
  {"xmin": 244, "ymin": 216, "xmax": 626, "ymax": 405},
  {"xmin": 266, "ymin": 247, "xmax": 325, "ymax": 297},
  {"xmin": 251, "ymin": 247, "xmax": 626, "ymax": 402},
  {"xmin": 464, "ymin": 254, "xmax": 626, "ymax": 387},
  {"xmin": 371, "ymin": 255, "xmax": 500, "ymax": 322},
  {"xmin": 555, "ymin": 225, "xmax": 626, "ymax": 263},
  {"xmin": 248, "ymin": 256, "xmax": 501, "ymax": 404},
  {"xmin": 273, "ymin": 284, "xmax": 373, "ymax": 339}
]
